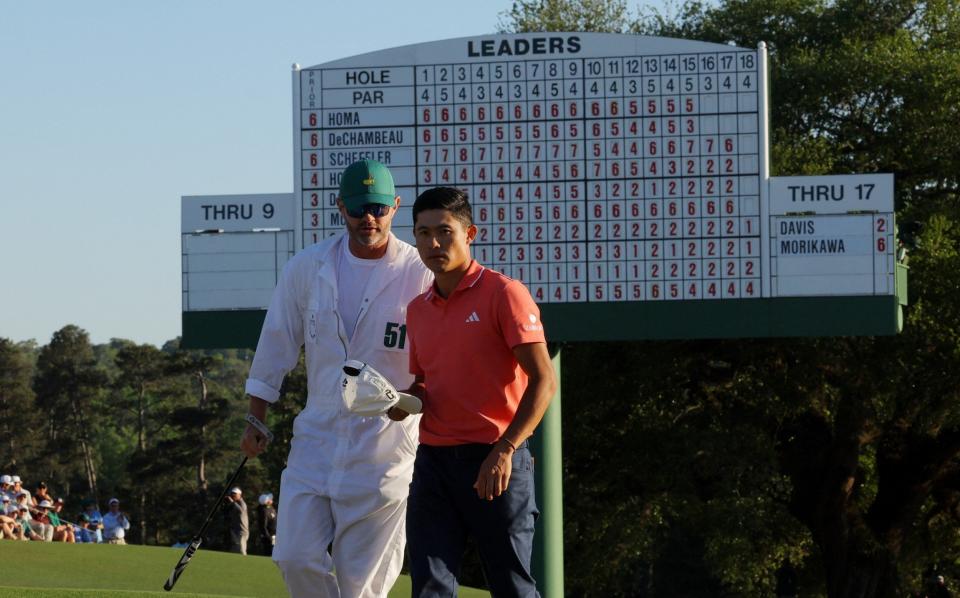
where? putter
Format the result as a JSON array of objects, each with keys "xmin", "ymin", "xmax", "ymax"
[{"xmin": 163, "ymin": 457, "xmax": 247, "ymax": 591}]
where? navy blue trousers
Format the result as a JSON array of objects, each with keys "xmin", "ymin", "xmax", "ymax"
[{"xmin": 407, "ymin": 442, "xmax": 540, "ymax": 598}]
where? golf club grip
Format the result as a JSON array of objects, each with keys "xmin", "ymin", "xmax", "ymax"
[
  {"xmin": 163, "ymin": 538, "xmax": 201, "ymax": 591},
  {"xmin": 161, "ymin": 456, "xmax": 247, "ymax": 591}
]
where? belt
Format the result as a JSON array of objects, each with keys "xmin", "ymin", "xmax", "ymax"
[{"xmin": 425, "ymin": 440, "xmax": 529, "ymax": 460}]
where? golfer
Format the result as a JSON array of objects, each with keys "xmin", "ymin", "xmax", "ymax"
[
  {"xmin": 241, "ymin": 160, "xmax": 432, "ymax": 597},
  {"xmin": 396, "ymin": 186, "xmax": 557, "ymax": 596}
]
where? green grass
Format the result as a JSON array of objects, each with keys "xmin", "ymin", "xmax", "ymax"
[
  {"xmin": 0, "ymin": 590, "xmax": 230, "ymax": 598},
  {"xmin": 0, "ymin": 541, "xmax": 489, "ymax": 597}
]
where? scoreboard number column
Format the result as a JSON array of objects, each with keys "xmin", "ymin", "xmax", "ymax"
[{"xmin": 874, "ymin": 213, "xmax": 895, "ymax": 294}]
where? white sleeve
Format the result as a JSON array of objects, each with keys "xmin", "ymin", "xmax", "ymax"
[{"xmin": 245, "ymin": 260, "xmax": 305, "ymax": 403}]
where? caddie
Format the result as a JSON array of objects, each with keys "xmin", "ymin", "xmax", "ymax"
[{"xmin": 240, "ymin": 159, "xmax": 432, "ymax": 597}]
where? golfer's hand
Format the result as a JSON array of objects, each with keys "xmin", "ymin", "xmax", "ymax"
[
  {"xmin": 473, "ymin": 442, "xmax": 514, "ymax": 501},
  {"xmin": 240, "ymin": 424, "xmax": 269, "ymax": 458},
  {"xmin": 387, "ymin": 406, "xmax": 409, "ymax": 421}
]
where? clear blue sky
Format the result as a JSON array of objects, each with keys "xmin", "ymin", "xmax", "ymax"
[{"xmin": 1, "ymin": 0, "xmax": 532, "ymax": 347}]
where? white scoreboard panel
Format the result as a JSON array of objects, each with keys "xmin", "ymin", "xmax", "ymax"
[
  {"xmin": 295, "ymin": 33, "xmax": 768, "ymax": 304},
  {"xmin": 768, "ymin": 174, "xmax": 895, "ymax": 297},
  {"xmin": 770, "ymin": 214, "xmax": 894, "ymax": 296},
  {"xmin": 181, "ymin": 193, "xmax": 296, "ymax": 311}
]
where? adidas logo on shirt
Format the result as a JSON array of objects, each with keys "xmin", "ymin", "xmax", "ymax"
[{"xmin": 465, "ymin": 311, "xmax": 480, "ymax": 323}]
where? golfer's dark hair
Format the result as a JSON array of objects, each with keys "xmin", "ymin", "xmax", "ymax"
[{"xmin": 412, "ymin": 187, "xmax": 473, "ymax": 227}]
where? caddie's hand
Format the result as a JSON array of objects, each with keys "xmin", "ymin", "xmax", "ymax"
[
  {"xmin": 240, "ymin": 424, "xmax": 268, "ymax": 458},
  {"xmin": 387, "ymin": 406, "xmax": 410, "ymax": 421},
  {"xmin": 473, "ymin": 441, "xmax": 514, "ymax": 501}
]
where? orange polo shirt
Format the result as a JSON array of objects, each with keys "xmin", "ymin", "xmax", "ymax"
[{"xmin": 407, "ymin": 260, "xmax": 546, "ymax": 446}]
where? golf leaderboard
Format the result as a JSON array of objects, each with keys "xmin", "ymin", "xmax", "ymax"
[
  {"xmin": 181, "ymin": 33, "xmax": 905, "ymax": 347},
  {"xmin": 296, "ymin": 34, "xmax": 765, "ymax": 304}
]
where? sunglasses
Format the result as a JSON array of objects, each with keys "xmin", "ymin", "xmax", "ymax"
[{"xmin": 346, "ymin": 203, "xmax": 392, "ymax": 218}]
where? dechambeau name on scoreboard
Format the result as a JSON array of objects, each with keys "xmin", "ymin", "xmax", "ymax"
[
  {"xmin": 327, "ymin": 129, "xmax": 405, "ymax": 146},
  {"xmin": 466, "ymin": 35, "xmax": 582, "ymax": 57}
]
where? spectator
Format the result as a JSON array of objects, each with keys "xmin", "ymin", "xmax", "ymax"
[
  {"xmin": 33, "ymin": 482, "xmax": 52, "ymax": 505},
  {"xmin": 224, "ymin": 487, "xmax": 248, "ymax": 555},
  {"xmin": 15, "ymin": 506, "xmax": 42, "ymax": 541},
  {"xmin": 102, "ymin": 498, "xmax": 130, "ymax": 545},
  {"xmin": 30, "ymin": 501, "xmax": 55, "ymax": 541},
  {"xmin": 256, "ymin": 493, "xmax": 277, "ymax": 556},
  {"xmin": 0, "ymin": 496, "xmax": 23, "ymax": 540},
  {"xmin": 1, "ymin": 515, "xmax": 23, "ymax": 540},
  {"xmin": 48, "ymin": 499, "xmax": 75, "ymax": 543},
  {"xmin": 934, "ymin": 575, "xmax": 953, "ymax": 598},
  {"xmin": 1, "ymin": 494, "xmax": 13, "ymax": 516},
  {"xmin": 55, "ymin": 498, "xmax": 86, "ymax": 542},
  {"xmin": 0, "ymin": 520, "xmax": 20, "ymax": 539},
  {"xmin": 10, "ymin": 476, "xmax": 31, "ymax": 506},
  {"xmin": 79, "ymin": 501, "xmax": 103, "ymax": 543},
  {"xmin": 0, "ymin": 475, "xmax": 12, "ymax": 502},
  {"xmin": 13, "ymin": 492, "xmax": 32, "ymax": 520}
]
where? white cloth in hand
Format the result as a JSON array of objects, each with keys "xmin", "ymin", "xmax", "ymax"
[{"xmin": 340, "ymin": 360, "xmax": 422, "ymax": 416}]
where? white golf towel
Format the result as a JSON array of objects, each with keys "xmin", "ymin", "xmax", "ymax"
[{"xmin": 340, "ymin": 360, "xmax": 422, "ymax": 416}]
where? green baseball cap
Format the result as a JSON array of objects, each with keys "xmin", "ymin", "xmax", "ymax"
[{"xmin": 338, "ymin": 160, "xmax": 396, "ymax": 210}]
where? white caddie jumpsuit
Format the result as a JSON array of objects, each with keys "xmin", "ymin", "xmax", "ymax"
[{"xmin": 245, "ymin": 232, "xmax": 432, "ymax": 598}]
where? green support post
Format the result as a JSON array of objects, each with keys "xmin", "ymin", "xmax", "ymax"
[{"xmin": 531, "ymin": 346, "xmax": 564, "ymax": 597}]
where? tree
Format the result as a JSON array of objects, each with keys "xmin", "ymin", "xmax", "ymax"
[
  {"xmin": 112, "ymin": 342, "xmax": 181, "ymax": 543},
  {"xmin": 114, "ymin": 344, "xmax": 170, "ymax": 454},
  {"xmin": 651, "ymin": 2, "xmax": 960, "ymax": 595},
  {"xmin": 0, "ymin": 338, "xmax": 38, "ymax": 473},
  {"xmin": 0, "ymin": 330, "xmax": 260, "ymax": 548},
  {"xmin": 499, "ymin": 0, "xmax": 637, "ymax": 33},
  {"xmin": 502, "ymin": 0, "xmax": 960, "ymax": 595},
  {"xmin": 33, "ymin": 326, "xmax": 108, "ymax": 500},
  {"xmin": 136, "ymin": 341, "xmax": 254, "ymax": 547},
  {"xmin": 146, "ymin": 377, "xmax": 234, "ymax": 548},
  {"xmin": 109, "ymin": 342, "xmax": 252, "ymax": 545}
]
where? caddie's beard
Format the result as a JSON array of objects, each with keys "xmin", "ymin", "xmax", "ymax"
[{"xmin": 346, "ymin": 217, "xmax": 391, "ymax": 251}]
